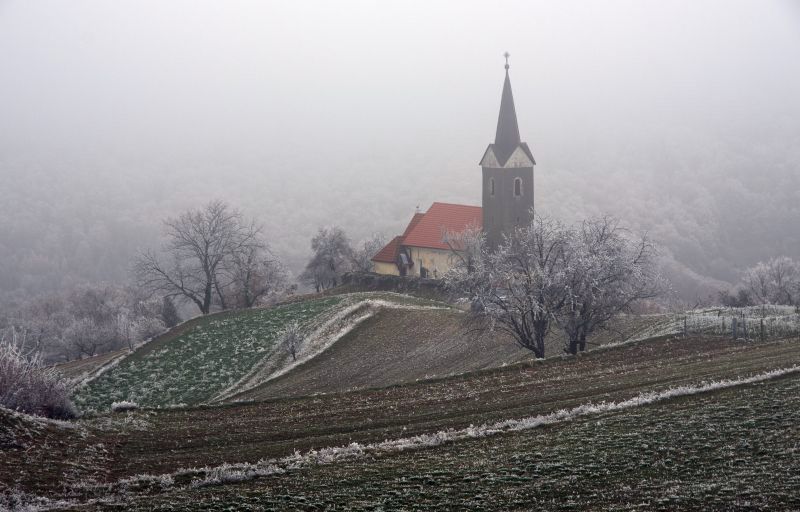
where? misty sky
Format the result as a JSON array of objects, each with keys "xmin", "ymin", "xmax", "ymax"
[
  {"xmin": 3, "ymin": 1, "xmax": 798, "ymax": 162},
  {"xmin": 1, "ymin": 1, "xmax": 799, "ymax": 296}
]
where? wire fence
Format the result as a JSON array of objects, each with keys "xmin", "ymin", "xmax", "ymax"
[{"xmin": 629, "ymin": 306, "xmax": 800, "ymax": 342}]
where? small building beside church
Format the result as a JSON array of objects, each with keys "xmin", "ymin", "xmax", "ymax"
[
  {"xmin": 372, "ymin": 56, "xmax": 535, "ymax": 277},
  {"xmin": 371, "ymin": 202, "xmax": 482, "ymax": 278}
]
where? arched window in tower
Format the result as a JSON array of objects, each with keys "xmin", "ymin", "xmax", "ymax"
[
  {"xmin": 514, "ymin": 177, "xmax": 522, "ymax": 197},
  {"xmin": 489, "ymin": 178, "xmax": 495, "ymax": 196}
]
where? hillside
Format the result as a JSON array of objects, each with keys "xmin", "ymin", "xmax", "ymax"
[
  {"xmin": 72, "ymin": 296, "xmax": 344, "ymax": 412},
  {"xmin": 70, "ymin": 293, "xmax": 459, "ymax": 412},
  {"xmin": 69, "ymin": 292, "xmax": 661, "ymax": 412},
  {"xmin": 231, "ymin": 307, "xmax": 659, "ymax": 402},
  {"xmin": 3, "ymin": 334, "xmax": 799, "ymax": 510}
]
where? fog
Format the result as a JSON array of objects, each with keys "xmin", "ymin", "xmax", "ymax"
[{"xmin": 1, "ymin": 0, "xmax": 800, "ymax": 303}]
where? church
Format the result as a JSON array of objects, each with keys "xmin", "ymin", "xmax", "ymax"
[{"xmin": 371, "ymin": 56, "xmax": 535, "ymax": 278}]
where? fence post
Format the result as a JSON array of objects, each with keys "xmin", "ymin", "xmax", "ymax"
[
  {"xmin": 732, "ymin": 317, "xmax": 738, "ymax": 340},
  {"xmin": 760, "ymin": 318, "xmax": 765, "ymax": 342},
  {"xmin": 683, "ymin": 316, "xmax": 687, "ymax": 338}
]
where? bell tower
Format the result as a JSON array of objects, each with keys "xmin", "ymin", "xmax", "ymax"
[{"xmin": 480, "ymin": 53, "xmax": 535, "ymax": 248}]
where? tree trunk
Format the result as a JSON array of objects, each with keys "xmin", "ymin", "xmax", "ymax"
[
  {"xmin": 578, "ymin": 333, "xmax": 587, "ymax": 352},
  {"xmin": 533, "ymin": 318, "xmax": 548, "ymax": 359},
  {"xmin": 202, "ymin": 283, "xmax": 213, "ymax": 315},
  {"xmin": 567, "ymin": 338, "xmax": 579, "ymax": 355},
  {"xmin": 214, "ymin": 278, "xmax": 228, "ymax": 310}
]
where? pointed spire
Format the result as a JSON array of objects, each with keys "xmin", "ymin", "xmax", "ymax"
[{"xmin": 494, "ymin": 52, "xmax": 521, "ymax": 165}]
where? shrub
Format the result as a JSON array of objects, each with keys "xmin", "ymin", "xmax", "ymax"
[
  {"xmin": 279, "ymin": 321, "xmax": 304, "ymax": 361},
  {"xmin": 110, "ymin": 401, "xmax": 139, "ymax": 413},
  {"xmin": 0, "ymin": 342, "xmax": 76, "ymax": 419}
]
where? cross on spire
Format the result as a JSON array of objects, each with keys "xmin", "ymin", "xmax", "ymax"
[{"xmin": 504, "ymin": 51, "xmax": 510, "ymax": 70}]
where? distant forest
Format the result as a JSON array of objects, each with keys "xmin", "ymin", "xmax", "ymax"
[{"xmin": 1, "ymin": 119, "xmax": 798, "ymax": 310}]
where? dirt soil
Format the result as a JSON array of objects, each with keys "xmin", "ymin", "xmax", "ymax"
[
  {"xmin": 3, "ymin": 335, "xmax": 799, "ymax": 510},
  {"xmin": 231, "ymin": 309, "xmax": 661, "ymax": 401}
]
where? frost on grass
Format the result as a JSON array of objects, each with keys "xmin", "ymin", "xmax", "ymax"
[
  {"xmin": 218, "ymin": 294, "xmax": 454, "ymax": 400},
  {"xmin": 125, "ymin": 365, "xmax": 800, "ymax": 492},
  {"xmin": 72, "ymin": 297, "xmax": 342, "ymax": 411},
  {"xmin": 0, "ymin": 342, "xmax": 76, "ymax": 419},
  {"xmin": 0, "ymin": 490, "xmax": 74, "ymax": 512},
  {"xmin": 110, "ymin": 401, "xmax": 139, "ymax": 413}
]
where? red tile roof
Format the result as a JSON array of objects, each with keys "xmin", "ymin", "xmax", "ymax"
[
  {"xmin": 402, "ymin": 212, "xmax": 425, "ymax": 238},
  {"xmin": 370, "ymin": 212, "xmax": 426, "ymax": 264},
  {"xmin": 402, "ymin": 202, "xmax": 482, "ymax": 251},
  {"xmin": 371, "ymin": 235, "xmax": 403, "ymax": 263}
]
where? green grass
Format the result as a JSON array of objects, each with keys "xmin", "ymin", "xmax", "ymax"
[{"xmin": 72, "ymin": 297, "xmax": 342, "ymax": 412}]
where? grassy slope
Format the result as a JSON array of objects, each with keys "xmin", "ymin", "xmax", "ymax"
[{"xmin": 72, "ymin": 297, "xmax": 342, "ymax": 412}]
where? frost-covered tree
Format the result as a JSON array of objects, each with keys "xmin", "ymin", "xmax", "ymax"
[
  {"xmin": 300, "ymin": 226, "xmax": 354, "ymax": 292},
  {"xmin": 445, "ymin": 215, "xmax": 572, "ymax": 359},
  {"xmin": 446, "ymin": 214, "xmax": 665, "ymax": 358},
  {"xmin": 2, "ymin": 284, "xmax": 168, "ymax": 362},
  {"xmin": 742, "ymin": 256, "xmax": 799, "ymax": 306},
  {"xmin": 279, "ymin": 321, "xmax": 304, "ymax": 361},
  {"xmin": 550, "ymin": 217, "xmax": 666, "ymax": 355}
]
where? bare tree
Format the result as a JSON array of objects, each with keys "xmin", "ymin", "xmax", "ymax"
[
  {"xmin": 161, "ymin": 296, "xmax": 181, "ymax": 327},
  {"xmin": 223, "ymin": 240, "xmax": 290, "ymax": 308},
  {"xmin": 300, "ymin": 226, "xmax": 354, "ymax": 292},
  {"xmin": 442, "ymin": 223, "xmax": 484, "ymax": 275},
  {"xmin": 351, "ymin": 233, "xmax": 387, "ymax": 273},
  {"xmin": 134, "ymin": 200, "xmax": 258, "ymax": 314}
]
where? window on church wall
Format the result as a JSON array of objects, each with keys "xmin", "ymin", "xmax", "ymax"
[
  {"xmin": 514, "ymin": 177, "xmax": 522, "ymax": 197},
  {"xmin": 489, "ymin": 178, "xmax": 495, "ymax": 196}
]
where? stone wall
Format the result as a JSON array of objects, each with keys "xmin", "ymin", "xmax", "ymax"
[{"xmin": 338, "ymin": 272, "xmax": 449, "ymax": 301}]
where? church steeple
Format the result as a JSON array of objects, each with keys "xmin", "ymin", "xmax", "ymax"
[
  {"xmin": 494, "ymin": 53, "xmax": 521, "ymax": 165},
  {"xmin": 480, "ymin": 53, "xmax": 536, "ymax": 248}
]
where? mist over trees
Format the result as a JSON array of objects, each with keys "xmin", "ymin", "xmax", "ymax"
[
  {"xmin": 720, "ymin": 256, "xmax": 800, "ymax": 308},
  {"xmin": 0, "ymin": 283, "xmax": 167, "ymax": 363},
  {"xmin": 0, "ymin": 2, "xmax": 797, "ymax": 360},
  {"xmin": 1, "ymin": 128, "xmax": 797, "ymax": 313},
  {"xmin": 134, "ymin": 200, "xmax": 289, "ymax": 314}
]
